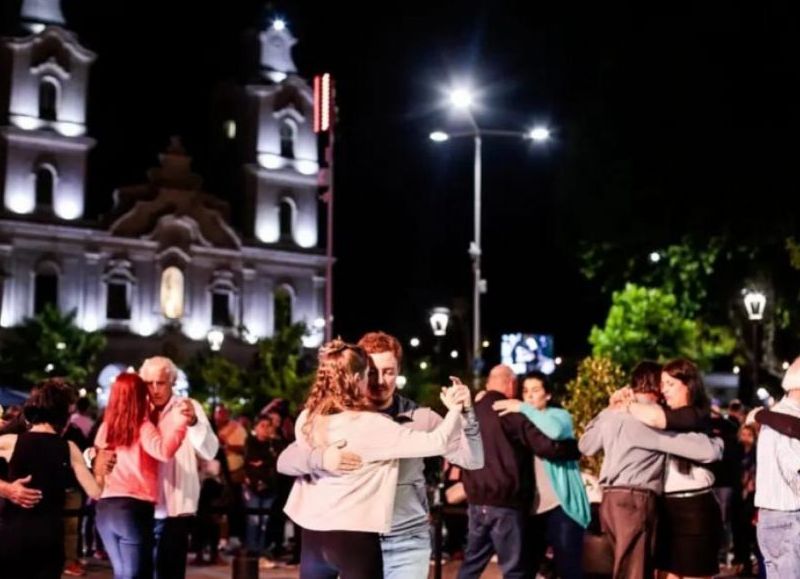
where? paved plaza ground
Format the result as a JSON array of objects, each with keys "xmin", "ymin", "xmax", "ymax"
[
  {"xmin": 62, "ymin": 557, "xmax": 498, "ymax": 578},
  {"xmin": 63, "ymin": 557, "xmax": 749, "ymax": 578}
]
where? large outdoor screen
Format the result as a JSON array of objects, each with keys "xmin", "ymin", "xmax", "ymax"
[{"xmin": 500, "ymin": 333, "xmax": 556, "ymax": 375}]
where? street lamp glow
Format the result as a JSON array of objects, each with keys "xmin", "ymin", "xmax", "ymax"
[
  {"xmin": 429, "ymin": 307, "xmax": 451, "ymax": 337},
  {"xmin": 45, "ymin": 363, "xmax": 54, "ymax": 373},
  {"xmin": 430, "ymin": 131, "xmax": 450, "ymax": 142},
  {"xmin": 733, "ymin": 365, "xmax": 740, "ymax": 375},
  {"xmin": 743, "ymin": 290, "xmax": 766, "ymax": 321},
  {"xmin": 757, "ymin": 387, "xmax": 770, "ymax": 401},
  {"xmin": 56, "ymin": 341, "xmax": 66, "ymax": 350},
  {"xmin": 555, "ymin": 356, "xmax": 563, "ymax": 366},
  {"xmin": 396, "ymin": 375, "xmax": 408, "ymax": 389},
  {"xmin": 450, "ymin": 350, "xmax": 459, "ymax": 359},
  {"xmin": 649, "ymin": 252, "xmax": 661, "ymax": 263},
  {"xmin": 420, "ymin": 361, "xmax": 429, "ymax": 370},
  {"xmin": 272, "ymin": 19, "xmax": 286, "ymax": 31},
  {"xmin": 528, "ymin": 126, "xmax": 551, "ymax": 142},
  {"xmin": 207, "ymin": 329, "xmax": 225, "ymax": 352},
  {"xmin": 78, "ymin": 388, "xmax": 87, "ymax": 398},
  {"xmin": 410, "ymin": 337, "xmax": 421, "ymax": 348},
  {"xmin": 449, "ymin": 88, "xmax": 474, "ymax": 110},
  {"xmin": 482, "ymin": 340, "xmax": 490, "ymax": 349}
]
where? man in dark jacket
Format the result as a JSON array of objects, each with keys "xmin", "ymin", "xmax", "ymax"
[{"xmin": 458, "ymin": 364, "xmax": 580, "ymax": 579}]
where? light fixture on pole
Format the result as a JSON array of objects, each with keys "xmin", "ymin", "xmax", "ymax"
[
  {"xmin": 207, "ymin": 329, "xmax": 225, "ymax": 352},
  {"xmin": 743, "ymin": 291, "xmax": 766, "ymax": 321},
  {"xmin": 431, "ymin": 85, "xmax": 551, "ymax": 389},
  {"xmin": 207, "ymin": 329, "xmax": 225, "ymax": 405},
  {"xmin": 742, "ymin": 290, "xmax": 767, "ymax": 403},
  {"xmin": 429, "ymin": 307, "xmax": 451, "ymax": 389},
  {"xmin": 429, "ymin": 307, "xmax": 451, "ymax": 337}
]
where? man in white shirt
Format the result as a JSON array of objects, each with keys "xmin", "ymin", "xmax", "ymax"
[
  {"xmin": 754, "ymin": 357, "xmax": 800, "ymax": 578},
  {"xmin": 140, "ymin": 356, "xmax": 219, "ymax": 579}
]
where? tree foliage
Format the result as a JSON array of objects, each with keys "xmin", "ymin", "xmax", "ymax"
[
  {"xmin": 563, "ymin": 356, "xmax": 626, "ymax": 475},
  {"xmin": 589, "ymin": 284, "xmax": 735, "ymax": 371},
  {"xmin": 0, "ymin": 305, "xmax": 107, "ymax": 386}
]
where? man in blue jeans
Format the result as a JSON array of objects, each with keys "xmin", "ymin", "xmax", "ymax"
[
  {"xmin": 278, "ymin": 331, "xmax": 484, "ymax": 579},
  {"xmin": 458, "ymin": 364, "xmax": 580, "ymax": 579},
  {"xmin": 754, "ymin": 357, "xmax": 800, "ymax": 578}
]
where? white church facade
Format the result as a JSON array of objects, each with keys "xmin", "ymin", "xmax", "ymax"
[{"xmin": 0, "ymin": 1, "xmax": 329, "ymax": 381}]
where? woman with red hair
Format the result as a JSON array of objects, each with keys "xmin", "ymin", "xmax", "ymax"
[{"xmin": 94, "ymin": 372, "xmax": 189, "ymax": 579}]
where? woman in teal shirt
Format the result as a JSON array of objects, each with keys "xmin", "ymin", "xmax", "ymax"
[{"xmin": 493, "ymin": 371, "xmax": 589, "ymax": 579}]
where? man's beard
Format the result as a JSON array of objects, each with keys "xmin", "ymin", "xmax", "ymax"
[{"xmin": 367, "ymin": 383, "xmax": 392, "ymax": 404}]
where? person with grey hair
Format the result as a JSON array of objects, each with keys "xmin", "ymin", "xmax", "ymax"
[
  {"xmin": 753, "ymin": 356, "xmax": 800, "ymax": 578},
  {"xmin": 139, "ymin": 356, "xmax": 219, "ymax": 579}
]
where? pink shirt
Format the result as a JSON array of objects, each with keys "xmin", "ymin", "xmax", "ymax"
[{"xmin": 96, "ymin": 409, "xmax": 188, "ymax": 504}]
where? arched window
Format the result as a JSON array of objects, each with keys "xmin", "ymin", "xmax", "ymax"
[
  {"xmin": 209, "ymin": 270, "xmax": 236, "ymax": 328},
  {"xmin": 34, "ymin": 269, "xmax": 58, "ymax": 314},
  {"xmin": 279, "ymin": 119, "xmax": 295, "ymax": 159},
  {"xmin": 35, "ymin": 165, "xmax": 54, "ymax": 209},
  {"xmin": 279, "ymin": 197, "xmax": 294, "ymax": 241},
  {"xmin": 211, "ymin": 292, "xmax": 232, "ymax": 327},
  {"xmin": 39, "ymin": 77, "xmax": 58, "ymax": 121},
  {"xmin": 274, "ymin": 286, "xmax": 293, "ymax": 331},
  {"xmin": 104, "ymin": 259, "xmax": 136, "ymax": 322}
]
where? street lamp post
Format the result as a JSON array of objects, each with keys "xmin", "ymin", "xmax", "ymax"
[
  {"xmin": 428, "ymin": 304, "xmax": 451, "ymax": 579},
  {"xmin": 207, "ymin": 329, "xmax": 225, "ymax": 404},
  {"xmin": 431, "ymin": 88, "xmax": 550, "ymax": 388},
  {"xmin": 429, "ymin": 307, "xmax": 451, "ymax": 385},
  {"xmin": 743, "ymin": 290, "xmax": 766, "ymax": 404}
]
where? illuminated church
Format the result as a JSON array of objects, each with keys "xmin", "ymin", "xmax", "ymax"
[{"xmin": 0, "ymin": 0, "xmax": 328, "ymax": 384}]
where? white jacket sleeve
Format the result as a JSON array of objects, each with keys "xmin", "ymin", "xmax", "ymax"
[{"xmin": 186, "ymin": 399, "xmax": 219, "ymax": 461}]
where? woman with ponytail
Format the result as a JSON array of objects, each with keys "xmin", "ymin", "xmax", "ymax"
[
  {"xmin": 283, "ymin": 339, "xmax": 470, "ymax": 579},
  {"xmin": 94, "ymin": 373, "xmax": 190, "ymax": 579}
]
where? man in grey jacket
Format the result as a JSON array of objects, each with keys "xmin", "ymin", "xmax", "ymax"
[
  {"xmin": 579, "ymin": 361, "xmax": 723, "ymax": 579},
  {"xmin": 278, "ymin": 331, "xmax": 484, "ymax": 579}
]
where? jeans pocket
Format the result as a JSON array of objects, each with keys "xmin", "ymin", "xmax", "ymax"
[{"xmin": 758, "ymin": 517, "xmax": 792, "ymax": 561}]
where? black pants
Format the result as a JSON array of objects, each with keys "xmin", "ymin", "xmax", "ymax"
[
  {"xmin": 154, "ymin": 516, "xmax": 193, "ymax": 579},
  {"xmin": 300, "ymin": 528, "xmax": 383, "ymax": 579}
]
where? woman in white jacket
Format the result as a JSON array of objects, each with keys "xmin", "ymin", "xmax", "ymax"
[{"xmin": 284, "ymin": 339, "xmax": 469, "ymax": 579}]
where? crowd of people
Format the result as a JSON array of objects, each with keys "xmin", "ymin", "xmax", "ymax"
[{"xmin": 1, "ymin": 331, "xmax": 800, "ymax": 579}]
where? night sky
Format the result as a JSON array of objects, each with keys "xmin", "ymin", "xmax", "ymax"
[{"xmin": 6, "ymin": 1, "xmax": 800, "ymax": 364}]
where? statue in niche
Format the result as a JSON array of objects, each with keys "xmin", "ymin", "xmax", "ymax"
[{"xmin": 160, "ymin": 266, "xmax": 184, "ymax": 320}]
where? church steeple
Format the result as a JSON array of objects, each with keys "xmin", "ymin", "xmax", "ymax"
[
  {"xmin": 258, "ymin": 13, "xmax": 298, "ymax": 83},
  {"xmin": 1, "ymin": 0, "xmax": 95, "ymax": 220},
  {"xmin": 20, "ymin": 0, "xmax": 65, "ymax": 33}
]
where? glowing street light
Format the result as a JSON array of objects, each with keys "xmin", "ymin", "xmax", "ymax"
[
  {"xmin": 528, "ymin": 126, "xmax": 551, "ymax": 142},
  {"xmin": 410, "ymin": 337, "xmax": 421, "ymax": 348},
  {"xmin": 449, "ymin": 88, "xmax": 474, "ymax": 109},
  {"xmin": 431, "ymin": 83, "xmax": 553, "ymax": 389},
  {"xmin": 207, "ymin": 329, "xmax": 225, "ymax": 352},
  {"xmin": 429, "ymin": 307, "xmax": 451, "ymax": 337}
]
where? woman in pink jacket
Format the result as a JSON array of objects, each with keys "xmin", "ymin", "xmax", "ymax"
[{"xmin": 94, "ymin": 373, "xmax": 189, "ymax": 579}]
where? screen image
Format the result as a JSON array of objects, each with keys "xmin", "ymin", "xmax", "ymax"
[{"xmin": 500, "ymin": 333, "xmax": 556, "ymax": 375}]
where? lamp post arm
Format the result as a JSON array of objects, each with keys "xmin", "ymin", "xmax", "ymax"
[{"xmin": 440, "ymin": 129, "xmax": 530, "ymax": 140}]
